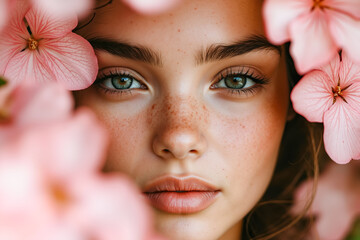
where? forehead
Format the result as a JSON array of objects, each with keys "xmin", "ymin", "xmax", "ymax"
[{"xmin": 83, "ymin": 0, "xmax": 265, "ymax": 47}]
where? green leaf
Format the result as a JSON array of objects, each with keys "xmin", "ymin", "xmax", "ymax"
[
  {"xmin": 0, "ymin": 77, "xmax": 7, "ymax": 87},
  {"xmin": 347, "ymin": 219, "xmax": 360, "ymax": 240}
]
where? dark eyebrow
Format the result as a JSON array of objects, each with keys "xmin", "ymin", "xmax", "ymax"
[
  {"xmin": 196, "ymin": 35, "xmax": 281, "ymax": 65},
  {"xmin": 88, "ymin": 38, "xmax": 163, "ymax": 67}
]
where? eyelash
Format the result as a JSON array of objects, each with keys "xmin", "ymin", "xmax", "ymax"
[
  {"xmin": 211, "ymin": 67, "xmax": 269, "ymax": 97},
  {"xmin": 95, "ymin": 69, "xmax": 147, "ymax": 96},
  {"xmin": 95, "ymin": 67, "xmax": 269, "ymax": 98}
]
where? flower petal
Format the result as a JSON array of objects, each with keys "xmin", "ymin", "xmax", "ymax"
[
  {"xmin": 263, "ymin": 0, "xmax": 312, "ymax": 44},
  {"xmin": 315, "ymin": 210, "xmax": 356, "ymax": 240},
  {"xmin": 0, "ymin": 32, "xmax": 27, "ymax": 77},
  {"xmin": 68, "ymin": 175, "xmax": 153, "ymax": 240},
  {"xmin": 123, "ymin": 0, "xmax": 181, "ymax": 14},
  {"xmin": 325, "ymin": 0, "xmax": 360, "ymax": 19},
  {"xmin": 323, "ymin": 101, "xmax": 360, "ymax": 163},
  {"xmin": 291, "ymin": 70, "xmax": 333, "ymax": 122},
  {"xmin": 29, "ymin": 109, "xmax": 107, "ymax": 180},
  {"xmin": 289, "ymin": 8, "xmax": 338, "ymax": 74},
  {"xmin": 10, "ymin": 82, "xmax": 73, "ymax": 126},
  {"xmin": 338, "ymin": 51, "xmax": 360, "ymax": 87},
  {"xmin": 37, "ymin": 33, "xmax": 98, "ymax": 90},
  {"xmin": 0, "ymin": 83, "xmax": 73, "ymax": 144},
  {"xmin": 3, "ymin": 50, "xmax": 55, "ymax": 87},
  {"xmin": 318, "ymin": 53, "xmax": 341, "ymax": 86},
  {"xmin": 0, "ymin": 0, "xmax": 11, "ymax": 32},
  {"xmin": 31, "ymin": 0, "xmax": 93, "ymax": 19},
  {"xmin": 0, "ymin": 0, "xmax": 30, "ymax": 75},
  {"xmin": 327, "ymin": 9, "xmax": 360, "ymax": 66},
  {"xmin": 25, "ymin": 5, "xmax": 77, "ymax": 39}
]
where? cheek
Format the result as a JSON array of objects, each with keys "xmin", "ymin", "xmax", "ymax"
[
  {"xmin": 207, "ymin": 90, "xmax": 289, "ymax": 215},
  {"xmin": 74, "ymin": 91, "xmax": 151, "ymax": 174},
  {"xmin": 102, "ymin": 113, "xmax": 143, "ymax": 172}
]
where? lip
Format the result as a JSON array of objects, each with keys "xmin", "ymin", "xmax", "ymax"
[{"xmin": 143, "ymin": 175, "xmax": 220, "ymax": 214}]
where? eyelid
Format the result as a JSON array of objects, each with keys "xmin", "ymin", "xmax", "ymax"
[
  {"xmin": 212, "ymin": 66, "xmax": 269, "ymax": 86},
  {"xmin": 97, "ymin": 67, "xmax": 145, "ymax": 82},
  {"xmin": 210, "ymin": 66, "xmax": 270, "ymax": 98},
  {"xmin": 95, "ymin": 67, "xmax": 148, "ymax": 89}
]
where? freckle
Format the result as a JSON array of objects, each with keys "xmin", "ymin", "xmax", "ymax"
[
  {"xmin": 151, "ymin": 104, "xmax": 156, "ymax": 110},
  {"xmin": 194, "ymin": 7, "xmax": 197, "ymax": 10},
  {"xmin": 169, "ymin": 13, "xmax": 173, "ymax": 16},
  {"xmin": 152, "ymin": 19, "xmax": 157, "ymax": 23},
  {"xmin": 177, "ymin": 28, "xmax": 181, "ymax": 32},
  {"xmin": 170, "ymin": 21, "xmax": 174, "ymax": 25},
  {"xmin": 129, "ymin": 20, "xmax": 133, "ymax": 24}
]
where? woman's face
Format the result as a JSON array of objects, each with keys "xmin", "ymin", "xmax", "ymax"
[{"xmin": 74, "ymin": 0, "xmax": 289, "ymax": 239}]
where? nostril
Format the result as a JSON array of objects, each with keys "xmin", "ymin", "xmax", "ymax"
[
  {"xmin": 190, "ymin": 149, "xmax": 197, "ymax": 154},
  {"xmin": 163, "ymin": 149, "xmax": 170, "ymax": 153}
]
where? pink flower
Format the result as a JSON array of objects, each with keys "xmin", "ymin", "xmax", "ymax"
[
  {"xmin": 0, "ymin": 0, "xmax": 14, "ymax": 32},
  {"xmin": 293, "ymin": 162, "xmax": 360, "ymax": 240},
  {"xmin": 0, "ymin": 82, "xmax": 73, "ymax": 143},
  {"xmin": 31, "ymin": 0, "xmax": 94, "ymax": 19},
  {"xmin": 263, "ymin": 0, "xmax": 360, "ymax": 74},
  {"xmin": 291, "ymin": 52, "xmax": 360, "ymax": 164},
  {"xmin": 0, "ymin": 82, "xmax": 163, "ymax": 239},
  {"xmin": 0, "ymin": 108, "xmax": 159, "ymax": 240},
  {"xmin": 0, "ymin": 1, "xmax": 98, "ymax": 90},
  {"xmin": 122, "ymin": 0, "xmax": 181, "ymax": 14}
]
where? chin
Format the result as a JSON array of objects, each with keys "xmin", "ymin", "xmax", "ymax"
[{"xmin": 154, "ymin": 211, "xmax": 230, "ymax": 240}]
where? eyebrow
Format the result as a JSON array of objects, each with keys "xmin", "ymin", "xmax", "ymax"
[
  {"xmin": 88, "ymin": 37, "xmax": 163, "ymax": 67},
  {"xmin": 88, "ymin": 35, "xmax": 280, "ymax": 67},
  {"xmin": 196, "ymin": 35, "xmax": 281, "ymax": 65}
]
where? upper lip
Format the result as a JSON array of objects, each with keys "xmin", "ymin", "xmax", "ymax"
[{"xmin": 143, "ymin": 175, "xmax": 220, "ymax": 193}]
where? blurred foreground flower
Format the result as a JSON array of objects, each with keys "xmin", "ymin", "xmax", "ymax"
[
  {"xmin": 263, "ymin": 0, "xmax": 360, "ymax": 73},
  {"xmin": 123, "ymin": 0, "xmax": 181, "ymax": 14},
  {"xmin": 31, "ymin": 0, "xmax": 94, "ymax": 19},
  {"xmin": 0, "ymin": 81, "xmax": 72, "ymax": 143},
  {"xmin": 0, "ymin": 0, "xmax": 13, "ymax": 32},
  {"xmin": 291, "ymin": 52, "xmax": 360, "ymax": 163},
  {"xmin": 0, "ymin": 0, "xmax": 97, "ymax": 90},
  {"xmin": 293, "ymin": 162, "xmax": 360, "ymax": 240},
  {"xmin": 0, "ymin": 83, "xmax": 163, "ymax": 240}
]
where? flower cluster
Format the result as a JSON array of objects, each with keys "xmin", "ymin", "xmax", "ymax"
[
  {"xmin": 264, "ymin": 0, "xmax": 360, "ymax": 239},
  {"xmin": 0, "ymin": 0, "xmax": 180, "ymax": 239},
  {"xmin": 264, "ymin": 0, "xmax": 360, "ymax": 164},
  {"xmin": 0, "ymin": 82, "xmax": 162, "ymax": 240}
]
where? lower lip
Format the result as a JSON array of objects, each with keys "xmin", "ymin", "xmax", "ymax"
[{"xmin": 144, "ymin": 191, "xmax": 219, "ymax": 214}]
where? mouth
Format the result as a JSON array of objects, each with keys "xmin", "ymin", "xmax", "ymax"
[{"xmin": 143, "ymin": 175, "xmax": 220, "ymax": 214}]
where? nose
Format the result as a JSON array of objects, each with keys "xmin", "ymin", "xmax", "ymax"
[{"xmin": 152, "ymin": 97, "xmax": 207, "ymax": 160}]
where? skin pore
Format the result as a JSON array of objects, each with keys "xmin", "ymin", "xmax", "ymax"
[{"xmin": 74, "ymin": 0, "xmax": 290, "ymax": 239}]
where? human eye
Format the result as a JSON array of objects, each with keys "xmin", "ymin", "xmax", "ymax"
[
  {"xmin": 210, "ymin": 67, "xmax": 269, "ymax": 98},
  {"xmin": 95, "ymin": 67, "xmax": 147, "ymax": 96}
]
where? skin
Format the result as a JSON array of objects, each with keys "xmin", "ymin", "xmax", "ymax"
[{"xmin": 74, "ymin": 0, "xmax": 290, "ymax": 239}]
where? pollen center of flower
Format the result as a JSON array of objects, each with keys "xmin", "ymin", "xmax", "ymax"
[
  {"xmin": 51, "ymin": 185, "xmax": 70, "ymax": 206},
  {"xmin": 27, "ymin": 38, "xmax": 39, "ymax": 50},
  {"xmin": 312, "ymin": 0, "xmax": 325, "ymax": 9},
  {"xmin": 0, "ymin": 110, "xmax": 10, "ymax": 123},
  {"xmin": 332, "ymin": 80, "xmax": 351, "ymax": 104}
]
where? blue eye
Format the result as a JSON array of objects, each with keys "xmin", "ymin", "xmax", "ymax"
[
  {"xmin": 213, "ymin": 75, "xmax": 256, "ymax": 90},
  {"xmin": 100, "ymin": 75, "xmax": 143, "ymax": 90}
]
